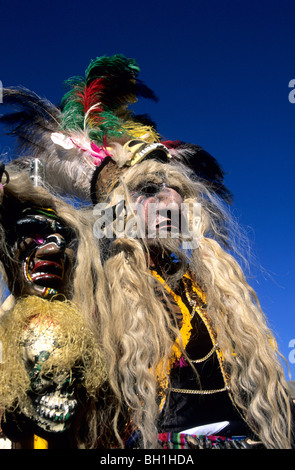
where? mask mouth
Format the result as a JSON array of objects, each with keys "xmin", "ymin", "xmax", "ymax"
[
  {"xmin": 27, "ymin": 259, "xmax": 64, "ymax": 289},
  {"xmin": 156, "ymin": 219, "xmax": 174, "ymax": 230},
  {"xmin": 149, "ymin": 207, "xmax": 189, "ymax": 239}
]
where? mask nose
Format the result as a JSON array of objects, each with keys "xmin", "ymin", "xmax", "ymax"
[
  {"xmin": 35, "ymin": 234, "xmax": 66, "ymax": 258},
  {"xmin": 156, "ymin": 185, "xmax": 183, "ymax": 209}
]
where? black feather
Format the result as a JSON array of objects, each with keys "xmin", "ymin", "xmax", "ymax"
[
  {"xmin": 0, "ymin": 87, "xmax": 61, "ymax": 157},
  {"xmin": 163, "ymin": 140, "xmax": 232, "ymax": 204}
]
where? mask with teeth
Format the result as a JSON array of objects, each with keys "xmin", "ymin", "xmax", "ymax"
[
  {"xmin": 21, "ymin": 314, "xmax": 78, "ymax": 433},
  {"xmin": 0, "ymin": 296, "xmax": 107, "ymax": 440},
  {"xmin": 8, "ymin": 207, "xmax": 77, "ymax": 300}
]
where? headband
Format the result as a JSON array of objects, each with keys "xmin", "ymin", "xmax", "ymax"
[{"xmin": 90, "ymin": 140, "xmax": 171, "ymax": 204}]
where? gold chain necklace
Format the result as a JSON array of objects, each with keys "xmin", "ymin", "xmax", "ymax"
[
  {"xmin": 190, "ymin": 344, "xmax": 217, "ymax": 363},
  {"xmin": 169, "ymin": 385, "xmax": 229, "ymax": 395}
]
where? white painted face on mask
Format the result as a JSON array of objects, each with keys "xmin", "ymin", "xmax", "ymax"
[{"xmin": 130, "ymin": 181, "xmax": 187, "ymax": 245}]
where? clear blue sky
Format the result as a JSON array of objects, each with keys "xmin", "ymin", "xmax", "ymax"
[{"xmin": 0, "ymin": 0, "xmax": 294, "ymax": 377}]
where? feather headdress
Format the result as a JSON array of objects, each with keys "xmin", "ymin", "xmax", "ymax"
[
  {"xmin": 0, "ymin": 56, "xmax": 161, "ymax": 201},
  {"xmin": 61, "ymin": 54, "xmax": 160, "ymax": 146},
  {"xmin": 0, "ymin": 54, "xmax": 231, "ymax": 206}
]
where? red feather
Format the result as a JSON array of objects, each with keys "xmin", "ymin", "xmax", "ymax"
[
  {"xmin": 76, "ymin": 78, "xmax": 105, "ymax": 113},
  {"xmin": 75, "ymin": 78, "xmax": 106, "ymax": 127}
]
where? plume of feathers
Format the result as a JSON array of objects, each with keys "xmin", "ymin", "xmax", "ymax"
[
  {"xmin": 0, "ymin": 56, "xmax": 161, "ymax": 201},
  {"xmin": 60, "ymin": 54, "xmax": 160, "ymax": 145},
  {"xmin": 0, "ymin": 57, "xmax": 231, "ymax": 207}
]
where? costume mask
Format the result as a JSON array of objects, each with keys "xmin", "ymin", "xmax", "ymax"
[
  {"xmin": 130, "ymin": 181, "xmax": 186, "ymax": 243},
  {"xmin": 21, "ymin": 314, "xmax": 78, "ymax": 433},
  {"xmin": 10, "ymin": 207, "xmax": 76, "ymax": 299}
]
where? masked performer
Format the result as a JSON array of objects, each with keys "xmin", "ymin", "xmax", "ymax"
[
  {"xmin": 89, "ymin": 142, "xmax": 294, "ymax": 450},
  {"xmin": 0, "ymin": 168, "xmax": 108, "ymax": 448},
  {"xmin": 1, "ymin": 55, "xmax": 294, "ymax": 449}
]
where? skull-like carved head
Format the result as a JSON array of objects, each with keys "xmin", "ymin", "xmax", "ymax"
[{"xmin": 21, "ymin": 315, "xmax": 78, "ymax": 433}]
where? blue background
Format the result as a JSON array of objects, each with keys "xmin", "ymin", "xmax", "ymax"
[{"xmin": 0, "ymin": 0, "xmax": 294, "ymax": 377}]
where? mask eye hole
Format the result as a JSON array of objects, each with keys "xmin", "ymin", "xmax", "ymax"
[
  {"xmin": 134, "ymin": 182, "xmax": 185, "ymax": 200},
  {"xmin": 140, "ymin": 184, "xmax": 161, "ymax": 195},
  {"xmin": 16, "ymin": 234, "xmax": 45, "ymax": 253},
  {"xmin": 133, "ymin": 182, "xmax": 163, "ymax": 196}
]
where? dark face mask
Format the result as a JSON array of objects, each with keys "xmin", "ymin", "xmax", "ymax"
[{"xmin": 10, "ymin": 208, "xmax": 77, "ymax": 299}]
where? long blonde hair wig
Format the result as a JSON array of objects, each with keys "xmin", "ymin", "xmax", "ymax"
[{"xmin": 98, "ymin": 155, "xmax": 293, "ymax": 449}]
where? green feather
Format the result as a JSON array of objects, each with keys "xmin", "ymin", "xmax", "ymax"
[
  {"xmin": 85, "ymin": 54, "xmax": 140, "ymax": 83},
  {"xmin": 60, "ymin": 54, "xmax": 154, "ymax": 144},
  {"xmin": 60, "ymin": 77, "xmax": 87, "ymax": 132}
]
